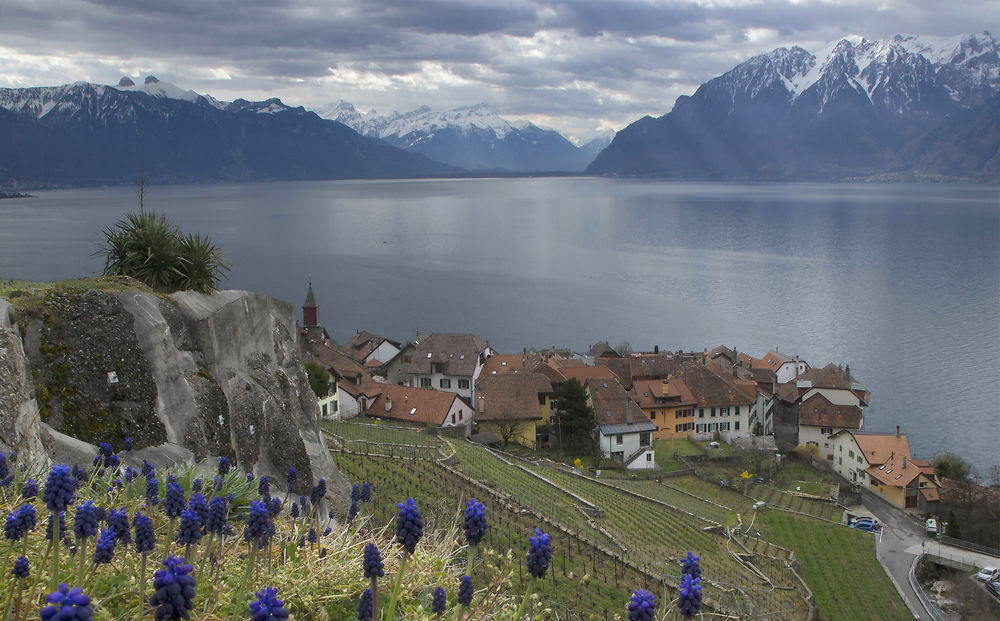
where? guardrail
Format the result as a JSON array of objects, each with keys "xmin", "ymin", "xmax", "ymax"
[{"xmin": 938, "ymin": 535, "xmax": 1000, "ymax": 559}]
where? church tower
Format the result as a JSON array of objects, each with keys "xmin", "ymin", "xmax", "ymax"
[{"xmin": 303, "ymin": 280, "xmax": 318, "ymax": 328}]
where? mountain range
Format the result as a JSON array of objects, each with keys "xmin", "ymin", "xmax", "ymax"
[
  {"xmin": 1, "ymin": 32, "xmax": 996, "ymax": 187},
  {"xmin": 317, "ymin": 102, "xmax": 612, "ymax": 172},
  {"xmin": 589, "ymin": 32, "xmax": 1000, "ymax": 180},
  {"xmin": 0, "ymin": 76, "xmax": 457, "ymax": 187}
]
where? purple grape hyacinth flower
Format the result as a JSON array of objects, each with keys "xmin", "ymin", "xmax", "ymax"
[
  {"xmin": 356, "ymin": 589, "xmax": 373, "ymax": 620},
  {"xmin": 22, "ymin": 478, "xmax": 39, "ymax": 499},
  {"xmin": 217, "ymin": 456, "xmax": 230, "ymax": 478},
  {"xmin": 40, "ymin": 584, "xmax": 93, "ymax": 621},
  {"xmin": 678, "ymin": 574, "xmax": 702, "ymax": 618},
  {"xmin": 347, "ymin": 500, "xmax": 359, "ymax": 525},
  {"xmin": 250, "ymin": 586, "xmax": 289, "ymax": 621},
  {"xmin": 164, "ymin": 476, "xmax": 186, "ymax": 519},
  {"xmin": 432, "ymin": 586, "xmax": 446, "ymax": 616},
  {"xmin": 458, "ymin": 575, "xmax": 473, "ymax": 606},
  {"xmin": 526, "ymin": 528, "xmax": 551, "ymax": 578},
  {"xmin": 149, "ymin": 555, "xmax": 196, "ymax": 621},
  {"xmin": 133, "ymin": 513, "xmax": 156, "ymax": 554},
  {"xmin": 627, "ymin": 589, "xmax": 655, "ymax": 621},
  {"xmin": 360, "ymin": 482, "xmax": 371, "ymax": 502},
  {"xmin": 286, "ymin": 466, "xmax": 296, "ymax": 489},
  {"xmin": 93, "ymin": 528, "xmax": 117, "ymax": 564},
  {"xmin": 463, "ymin": 498, "xmax": 487, "ymax": 547},
  {"xmin": 73, "ymin": 501, "xmax": 99, "ymax": 540},
  {"xmin": 107, "ymin": 508, "xmax": 131, "ymax": 545},
  {"xmin": 175, "ymin": 509, "xmax": 203, "ymax": 546},
  {"xmin": 394, "ymin": 498, "xmax": 423, "ymax": 554},
  {"xmin": 12, "ymin": 555, "xmax": 29, "ymax": 578},
  {"xmin": 362, "ymin": 543, "xmax": 384, "ymax": 578},
  {"xmin": 681, "ymin": 551, "xmax": 702, "ymax": 580},
  {"xmin": 43, "ymin": 463, "xmax": 78, "ymax": 513},
  {"xmin": 351, "ymin": 484, "xmax": 360, "ymax": 503}
]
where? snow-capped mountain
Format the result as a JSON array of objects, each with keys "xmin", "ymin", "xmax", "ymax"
[
  {"xmin": 318, "ymin": 102, "xmax": 600, "ymax": 172},
  {"xmin": 589, "ymin": 31, "xmax": 999, "ymax": 180},
  {"xmin": 0, "ymin": 78, "xmax": 456, "ymax": 187}
]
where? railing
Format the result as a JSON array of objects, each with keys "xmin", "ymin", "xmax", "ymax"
[
  {"xmin": 622, "ymin": 445, "xmax": 652, "ymax": 467},
  {"xmin": 938, "ymin": 535, "xmax": 1000, "ymax": 558}
]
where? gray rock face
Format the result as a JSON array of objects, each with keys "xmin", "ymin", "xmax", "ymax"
[
  {"xmin": 0, "ymin": 288, "xmax": 347, "ymax": 513},
  {"xmin": 0, "ymin": 299, "xmax": 45, "ymax": 463}
]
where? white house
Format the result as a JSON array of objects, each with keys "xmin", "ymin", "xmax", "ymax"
[
  {"xmin": 754, "ymin": 351, "xmax": 809, "ymax": 385},
  {"xmin": 344, "ymin": 330, "xmax": 402, "ymax": 367},
  {"xmin": 365, "ymin": 384, "xmax": 473, "ymax": 436},
  {"xmin": 385, "ymin": 333, "xmax": 494, "ymax": 403},
  {"xmin": 587, "ymin": 378, "xmax": 657, "ymax": 470}
]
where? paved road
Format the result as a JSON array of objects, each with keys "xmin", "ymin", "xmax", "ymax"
[{"xmin": 860, "ymin": 491, "xmax": 1000, "ymax": 619}]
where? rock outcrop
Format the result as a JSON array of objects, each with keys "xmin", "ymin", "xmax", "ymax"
[{"xmin": 1, "ymin": 286, "xmax": 348, "ymax": 514}]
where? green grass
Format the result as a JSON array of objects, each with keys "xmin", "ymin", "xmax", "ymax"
[
  {"xmin": 751, "ymin": 511, "xmax": 912, "ymax": 621},
  {"xmin": 651, "ymin": 439, "xmax": 686, "ymax": 471},
  {"xmin": 0, "ymin": 276, "xmax": 156, "ymax": 311}
]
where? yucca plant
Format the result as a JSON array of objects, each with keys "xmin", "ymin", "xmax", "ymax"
[{"xmin": 98, "ymin": 211, "xmax": 229, "ymax": 293}]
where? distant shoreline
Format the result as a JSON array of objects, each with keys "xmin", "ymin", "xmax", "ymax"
[{"xmin": 0, "ymin": 190, "xmax": 34, "ymax": 199}]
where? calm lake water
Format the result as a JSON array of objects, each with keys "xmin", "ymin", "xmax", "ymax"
[{"xmin": 2, "ymin": 178, "xmax": 998, "ymax": 470}]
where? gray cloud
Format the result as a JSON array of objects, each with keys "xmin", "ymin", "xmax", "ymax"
[{"xmin": 0, "ymin": 0, "xmax": 995, "ymax": 137}]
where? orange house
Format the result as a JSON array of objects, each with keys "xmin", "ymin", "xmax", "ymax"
[{"xmin": 633, "ymin": 376, "xmax": 697, "ymax": 440}]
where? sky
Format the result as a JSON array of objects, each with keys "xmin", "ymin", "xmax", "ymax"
[{"xmin": 0, "ymin": 0, "xmax": 996, "ymax": 141}]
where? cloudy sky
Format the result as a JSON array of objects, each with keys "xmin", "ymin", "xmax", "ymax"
[{"xmin": 0, "ymin": 0, "xmax": 995, "ymax": 140}]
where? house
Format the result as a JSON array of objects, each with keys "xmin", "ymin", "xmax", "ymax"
[
  {"xmin": 828, "ymin": 427, "xmax": 939, "ymax": 509},
  {"xmin": 750, "ymin": 350, "xmax": 809, "ymax": 385},
  {"xmin": 677, "ymin": 364, "xmax": 753, "ymax": 442},
  {"xmin": 772, "ymin": 363, "xmax": 869, "ymax": 453},
  {"xmin": 587, "ymin": 341, "xmax": 620, "ymax": 359},
  {"xmin": 480, "ymin": 353, "xmax": 531, "ymax": 377},
  {"xmin": 586, "ymin": 378, "xmax": 656, "ymax": 469},
  {"xmin": 632, "ymin": 377, "xmax": 697, "ymax": 441},
  {"xmin": 366, "ymin": 384, "xmax": 472, "ymax": 436},
  {"xmin": 344, "ymin": 330, "xmax": 402, "ymax": 367},
  {"xmin": 308, "ymin": 342, "xmax": 383, "ymax": 419},
  {"xmin": 384, "ymin": 332, "xmax": 495, "ymax": 403},
  {"xmin": 474, "ymin": 373, "xmax": 554, "ymax": 449},
  {"xmin": 797, "ymin": 389, "xmax": 865, "ymax": 460}
]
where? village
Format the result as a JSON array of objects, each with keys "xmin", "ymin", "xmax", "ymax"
[{"xmin": 296, "ymin": 282, "xmax": 944, "ymax": 517}]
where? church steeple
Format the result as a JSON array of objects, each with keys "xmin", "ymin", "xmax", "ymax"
[{"xmin": 302, "ymin": 278, "xmax": 318, "ymax": 328}]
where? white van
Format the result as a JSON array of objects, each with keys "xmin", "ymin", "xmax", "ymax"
[{"xmin": 925, "ymin": 518, "xmax": 937, "ymax": 535}]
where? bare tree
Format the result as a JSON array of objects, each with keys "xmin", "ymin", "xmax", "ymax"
[
  {"xmin": 615, "ymin": 341, "xmax": 633, "ymax": 356},
  {"xmin": 492, "ymin": 404, "xmax": 523, "ymax": 446},
  {"xmin": 136, "ymin": 172, "xmax": 148, "ymax": 214}
]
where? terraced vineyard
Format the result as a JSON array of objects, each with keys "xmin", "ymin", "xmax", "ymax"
[
  {"xmin": 746, "ymin": 482, "xmax": 843, "ymax": 522},
  {"xmin": 326, "ymin": 420, "xmax": 443, "ymax": 460},
  {"xmin": 604, "ymin": 478, "xmax": 738, "ymax": 526},
  {"xmin": 748, "ymin": 511, "xmax": 911, "ymax": 621},
  {"xmin": 334, "ymin": 453, "xmax": 655, "ymax": 620}
]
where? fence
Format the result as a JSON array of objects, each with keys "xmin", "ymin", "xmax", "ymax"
[{"xmin": 938, "ymin": 534, "xmax": 1000, "ymax": 558}]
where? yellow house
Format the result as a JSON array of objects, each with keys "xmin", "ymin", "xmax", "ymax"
[
  {"xmin": 474, "ymin": 373, "xmax": 553, "ymax": 449},
  {"xmin": 632, "ymin": 377, "xmax": 697, "ymax": 440}
]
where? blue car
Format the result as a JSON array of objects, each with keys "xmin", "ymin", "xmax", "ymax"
[{"xmin": 849, "ymin": 519, "xmax": 879, "ymax": 532}]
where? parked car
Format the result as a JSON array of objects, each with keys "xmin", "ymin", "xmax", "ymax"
[
  {"xmin": 849, "ymin": 521, "xmax": 878, "ymax": 532},
  {"xmin": 986, "ymin": 580, "xmax": 1000, "ymax": 599},
  {"xmin": 925, "ymin": 518, "xmax": 938, "ymax": 535},
  {"xmin": 976, "ymin": 567, "xmax": 1000, "ymax": 582}
]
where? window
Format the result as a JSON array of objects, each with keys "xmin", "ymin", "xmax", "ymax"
[
  {"xmin": 839, "ymin": 445, "xmax": 843, "ymax": 452},
  {"xmin": 439, "ymin": 378, "xmax": 451, "ymax": 389},
  {"xmin": 451, "ymin": 413, "xmax": 456, "ymax": 424},
  {"xmin": 458, "ymin": 379, "xmax": 469, "ymax": 389},
  {"xmin": 838, "ymin": 457, "xmax": 843, "ymax": 465},
  {"xmin": 719, "ymin": 422, "xmax": 730, "ymax": 431},
  {"xmin": 431, "ymin": 362, "xmax": 444, "ymax": 374},
  {"xmin": 734, "ymin": 421, "xmax": 740, "ymax": 431},
  {"xmin": 699, "ymin": 409, "xmax": 704, "ymax": 418},
  {"xmin": 321, "ymin": 403, "xmax": 327, "ymax": 416},
  {"xmin": 420, "ymin": 378, "xmax": 431, "ymax": 388},
  {"xmin": 711, "ymin": 408, "xmax": 716, "ymax": 417},
  {"xmin": 639, "ymin": 432, "xmax": 651, "ymax": 446},
  {"xmin": 649, "ymin": 412, "xmax": 656, "ymax": 420},
  {"xmin": 821, "ymin": 427, "xmax": 833, "ymax": 435},
  {"xmin": 708, "ymin": 423, "xmax": 716, "ymax": 432},
  {"xmin": 458, "ymin": 411, "xmax": 463, "ymax": 420},
  {"xmin": 646, "ymin": 453, "xmax": 652, "ymax": 462},
  {"xmin": 857, "ymin": 455, "xmax": 863, "ymax": 463},
  {"xmin": 402, "ymin": 355, "xmax": 412, "ymax": 363},
  {"xmin": 735, "ymin": 406, "xmax": 740, "ymax": 415},
  {"xmin": 615, "ymin": 435, "xmax": 623, "ymax": 445},
  {"xmin": 849, "ymin": 450, "xmax": 854, "ymax": 458},
  {"xmin": 676, "ymin": 424, "xmax": 683, "ymax": 432},
  {"xmin": 719, "ymin": 407, "xmax": 730, "ymax": 416},
  {"xmin": 332, "ymin": 401, "xmax": 338, "ymax": 412}
]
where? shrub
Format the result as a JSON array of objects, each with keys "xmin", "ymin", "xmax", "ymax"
[{"xmin": 99, "ymin": 211, "xmax": 229, "ymax": 294}]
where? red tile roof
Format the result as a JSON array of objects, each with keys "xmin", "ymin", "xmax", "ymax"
[
  {"xmin": 344, "ymin": 330, "xmax": 399, "ymax": 361},
  {"xmin": 586, "ymin": 377, "xmax": 644, "ymax": 426},
  {"xmin": 480, "ymin": 353, "xmax": 530, "ymax": 377},
  {"xmin": 676, "ymin": 364, "xmax": 754, "ymax": 407},
  {"xmin": 798, "ymin": 392, "xmax": 863, "ymax": 428},
  {"xmin": 404, "ymin": 333, "xmax": 489, "ymax": 376},
  {"xmin": 632, "ymin": 377, "xmax": 696, "ymax": 409},
  {"xmin": 559, "ymin": 365, "xmax": 618, "ymax": 385},
  {"xmin": 366, "ymin": 384, "xmax": 464, "ymax": 426},
  {"xmin": 852, "ymin": 432, "xmax": 911, "ymax": 466},
  {"xmin": 866, "ymin": 452, "xmax": 922, "ymax": 487},
  {"xmin": 475, "ymin": 373, "xmax": 553, "ymax": 422}
]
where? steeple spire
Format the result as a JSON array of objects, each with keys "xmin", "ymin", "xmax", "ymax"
[{"xmin": 302, "ymin": 277, "xmax": 318, "ymax": 327}]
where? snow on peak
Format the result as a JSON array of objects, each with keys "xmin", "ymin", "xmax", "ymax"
[
  {"xmin": 113, "ymin": 76, "xmax": 226, "ymax": 109},
  {"xmin": 316, "ymin": 101, "xmax": 529, "ymax": 139}
]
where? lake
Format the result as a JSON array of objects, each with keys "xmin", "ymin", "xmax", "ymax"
[{"xmin": 1, "ymin": 178, "xmax": 997, "ymax": 471}]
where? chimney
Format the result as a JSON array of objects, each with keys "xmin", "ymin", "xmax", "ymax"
[
  {"xmin": 903, "ymin": 457, "xmax": 907, "ymax": 468},
  {"xmin": 385, "ymin": 398, "xmax": 392, "ymax": 412},
  {"xmin": 626, "ymin": 400, "xmax": 634, "ymax": 425},
  {"xmin": 895, "ymin": 425, "xmax": 899, "ymax": 438},
  {"xmin": 478, "ymin": 395, "xmax": 485, "ymax": 413},
  {"xmin": 654, "ymin": 345, "xmax": 659, "ymax": 354},
  {"xmin": 662, "ymin": 379, "xmax": 670, "ymax": 396}
]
